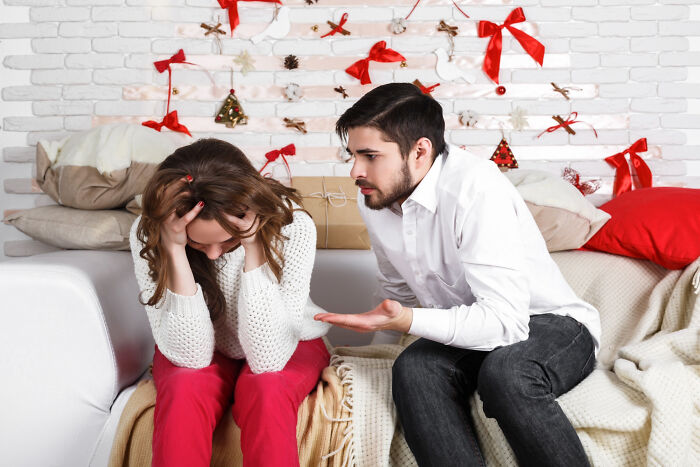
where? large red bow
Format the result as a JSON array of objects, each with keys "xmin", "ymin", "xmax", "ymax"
[
  {"xmin": 142, "ymin": 111, "xmax": 192, "ymax": 137},
  {"xmin": 478, "ymin": 7, "xmax": 545, "ymax": 84},
  {"xmin": 345, "ymin": 41, "xmax": 405, "ymax": 85},
  {"xmin": 605, "ymin": 138, "xmax": 652, "ymax": 197},
  {"xmin": 153, "ymin": 49, "xmax": 193, "ymax": 113},
  {"xmin": 218, "ymin": 0, "xmax": 282, "ymax": 35},
  {"xmin": 260, "ymin": 143, "xmax": 295, "ymax": 180}
]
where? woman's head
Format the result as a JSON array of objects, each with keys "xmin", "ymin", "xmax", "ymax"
[{"xmin": 137, "ymin": 138, "xmax": 302, "ymax": 318}]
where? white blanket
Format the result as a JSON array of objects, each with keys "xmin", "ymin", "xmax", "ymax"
[{"xmin": 328, "ymin": 252, "xmax": 700, "ymax": 466}]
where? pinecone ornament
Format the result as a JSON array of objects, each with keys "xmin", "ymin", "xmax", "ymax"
[{"xmin": 284, "ymin": 54, "xmax": 299, "ymax": 70}]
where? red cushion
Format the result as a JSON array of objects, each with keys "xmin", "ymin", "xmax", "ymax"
[{"xmin": 583, "ymin": 187, "xmax": 700, "ymax": 270}]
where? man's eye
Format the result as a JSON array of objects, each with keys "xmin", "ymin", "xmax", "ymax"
[{"xmin": 367, "ymin": 154, "xmax": 377, "ymax": 160}]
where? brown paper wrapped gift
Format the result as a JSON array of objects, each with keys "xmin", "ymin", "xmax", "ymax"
[{"xmin": 292, "ymin": 176, "xmax": 370, "ymax": 250}]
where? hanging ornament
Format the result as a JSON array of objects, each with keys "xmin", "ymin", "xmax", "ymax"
[
  {"xmin": 478, "ymin": 8, "xmax": 545, "ymax": 84},
  {"xmin": 605, "ymin": 138, "xmax": 652, "ymax": 198},
  {"xmin": 215, "ymin": 88, "xmax": 248, "ymax": 128},
  {"xmin": 346, "ymin": 41, "xmax": 405, "ymax": 85},
  {"xmin": 537, "ymin": 112, "xmax": 597, "ymax": 139},
  {"xmin": 412, "ymin": 79, "xmax": 440, "ymax": 96},
  {"xmin": 495, "ymin": 85, "xmax": 506, "ymax": 95},
  {"xmin": 200, "ymin": 21, "xmax": 226, "ymax": 54},
  {"xmin": 218, "ymin": 0, "xmax": 282, "ymax": 36},
  {"xmin": 509, "ymin": 107, "xmax": 529, "ymax": 131},
  {"xmin": 562, "ymin": 167, "xmax": 601, "ymax": 196},
  {"xmin": 322, "ymin": 12, "xmax": 350, "ymax": 37},
  {"xmin": 490, "ymin": 137, "xmax": 518, "ymax": 170},
  {"xmin": 458, "ymin": 110, "xmax": 479, "ymax": 127},
  {"xmin": 400, "ymin": 60, "xmax": 408, "ymax": 67},
  {"xmin": 250, "ymin": 5, "xmax": 291, "ymax": 44},
  {"xmin": 305, "ymin": 0, "xmax": 317, "ymax": 4},
  {"xmin": 334, "ymin": 86, "xmax": 349, "ymax": 98},
  {"xmin": 283, "ymin": 117, "xmax": 307, "ymax": 134},
  {"xmin": 142, "ymin": 49, "xmax": 193, "ymax": 137},
  {"xmin": 434, "ymin": 48, "xmax": 476, "ymax": 83},
  {"xmin": 390, "ymin": 17, "xmax": 407, "ymax": 35},
  {"xmin": 260, "ymin": 143, "xmax": 295, "ymax": 182},
  {"xmin": 283, "ymin": 54, "xmax": 299, "ymax": 70},
  {"xmin": 437, "ymin": 20, "xmax": 458, "ymax": 61},
  {"xmin": 551, "ymin": 82, "xmax": 581, "ymax": 101},
  {"xmin": 284, "ymin": 83, "xmax": 303, "ymax": 102},
  {"xmin": 233, "ymin": 50, "xmax": 255, "ymax": 75},
  {"xmin": 311, "ymin": 25, "xmax": 319, "ymax": 32},
  {"xmin": 172, "ymin": 87, "xmax": 179, "ymax": 95}
]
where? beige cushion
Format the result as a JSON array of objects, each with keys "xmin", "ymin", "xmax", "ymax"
[
  {"xmin": 505, "ymin": 170, "xmax": 611, "ymax": 252},
  {"xmin": 36, "ymin": 123, "xmax": 186, "ymax": 210},
  {"xmin": 4, "ymin": 206, "xmax": 137, "ymax": 251}
]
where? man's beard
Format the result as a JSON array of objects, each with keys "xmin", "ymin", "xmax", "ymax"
[{"xmin": 357, "ymin": 161, "xmax": 414, "ymax": 210}]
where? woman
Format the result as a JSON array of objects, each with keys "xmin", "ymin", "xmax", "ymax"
[{"xmin": 130, "ymin": 138, "xmax": 331, "ymax": 467}]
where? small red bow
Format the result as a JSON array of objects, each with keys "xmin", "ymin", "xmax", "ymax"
[
  {"xmin": 605, "ymin": 138, "xmax": 652, "ymax": 198},
  {"xmin": 218, "ymin": 0, "xmax": 282, "ymax": 35},
  {"xmin": 142, "ymin": 110, "xmax": 192, "ymax": 137},
  {"xmin": 321, "ymin": 12, "xmax": 349, "ymax": 38},
  {"xmin": 345, "ymin": 41, "xmax": 405, "ymax": 85},
  {"xmin": 419, "ymin": 82, "xmax": 440, "ymax": 95},
  {"xmin": 260, "ymin": 143, "xmax": 295, "ymax": 181},
  {"xmin": 153, "ymin": 49, "xmax": 193, "ymax": 114},
  {"xmin": 478, "ymin": 8, "xmax": 545, "ymax": 84},
  {"xmin": 536, "ymin": 112, "xmax": 598, "ymax": 139}
]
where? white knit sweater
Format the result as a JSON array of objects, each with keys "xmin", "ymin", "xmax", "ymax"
[{"xmin": 129, "ymin": 208, "xmax": 330, "ymax": 373}]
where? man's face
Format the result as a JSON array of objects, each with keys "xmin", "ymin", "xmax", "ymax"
[{"xmin": 347, "ymin": 127, "xmax": 415, "ymax": 210}]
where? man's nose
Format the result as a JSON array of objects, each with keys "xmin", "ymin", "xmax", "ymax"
[{"xmin": 350, "ymin": 157, "xmax": 365, "ymax": 180}]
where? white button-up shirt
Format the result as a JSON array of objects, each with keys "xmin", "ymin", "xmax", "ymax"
[{"xmin": 358, "ymin": 145, "xmax": 601, "ymax": 352}]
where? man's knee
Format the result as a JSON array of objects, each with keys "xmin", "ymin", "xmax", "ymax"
[{"xmin": 477, "ymin": 348, "xmax": 550, "ymax": 418}]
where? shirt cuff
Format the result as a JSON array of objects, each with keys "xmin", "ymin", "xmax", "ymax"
[
  {"xmin": 165, "ymin": 283, "xmax": 206, "ymax": 316},
  {"xmin": 408, "ymin": 307, "xmax": 454, "ymax": 345}
]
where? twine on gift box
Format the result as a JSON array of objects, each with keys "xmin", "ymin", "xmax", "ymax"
[{"xmin": 304, "ymin": 178, "xmax": 357, "ymax": 248}]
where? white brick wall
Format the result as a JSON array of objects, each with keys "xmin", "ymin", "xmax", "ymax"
[{"xmin": 1, "ymin": 0, "xmax": 700, "ymax": 260}]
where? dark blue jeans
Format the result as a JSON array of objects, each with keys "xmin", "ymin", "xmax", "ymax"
[{"xmin": 392, "ymin": 313, "xmax": 596, "ymax": 467}]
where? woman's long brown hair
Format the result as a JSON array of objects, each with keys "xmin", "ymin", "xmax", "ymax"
[{"xmin": 137, "ymin": 138, "xmax": 303, "ymax": 321}]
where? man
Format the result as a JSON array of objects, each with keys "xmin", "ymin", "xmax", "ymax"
[{"xmin": 314, "ymin": 83, "xmax": 600, "ymax": 466}]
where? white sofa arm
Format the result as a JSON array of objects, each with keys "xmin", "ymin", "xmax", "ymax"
[{"xmin": 0, "ymin": 250, "xmax": 153, "ymax": 467}]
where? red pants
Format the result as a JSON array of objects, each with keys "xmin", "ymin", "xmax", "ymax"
[{"xmin": 151, "ymin": 338, "xmax": 330, "ymax": 467}]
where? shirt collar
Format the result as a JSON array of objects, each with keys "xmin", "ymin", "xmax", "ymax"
[{"xmin": 404, "ymin": 149, "xmax": 446, "ymax": 213}]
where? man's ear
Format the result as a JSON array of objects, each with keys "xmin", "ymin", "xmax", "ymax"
[{"xmin": 413, "ymin": 137, "xmax": 434, "ymax": 169}]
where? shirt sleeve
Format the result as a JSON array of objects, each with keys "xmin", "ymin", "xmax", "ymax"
[
  {"xmin": 408, "ymin": 182, "xmax": 532, "ymax": 350},
  {"xmin": 236, "ymin": 210, "xmax": 318, "ymax": 373},
  {"xmin": 129, "ymin": 217, "xmax": 216, "ymax": 368}
]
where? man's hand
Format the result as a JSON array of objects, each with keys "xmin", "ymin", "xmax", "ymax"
[{"xmin": 314, "ymin": 299, "xmax": 413, "ymax": 333}]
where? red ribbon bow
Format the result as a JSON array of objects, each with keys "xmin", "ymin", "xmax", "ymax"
[
  {"xmin": 321, "ymin": 12, "xmax": 349, "ymax": 38},
  {"xmin": 605, "ymin": 138, "xmax": 652, "ymax": 198},
  {"xmin": 478, "ymin": 8, "xmax": 545, "ymax": 84},
  {"xmin": 218, "ymin": 0, "xmax": 282, "ymax": 35},
  {"xmin": 142, "ymin": 110, "xmax": 192, "ymax": 137},
  {"xmin": 153, "ymin": 49, "xmax": 193, "ymax": 114},
  {"xmin": 345, "ymin": 41, "xmax": 406, "ymax": 85},
  {"xmin": 536, "ymin": 112, "xmax": 598, "ymax": 139},
  {"xmin": 419, "ymin": 82, "xmax": 440, "ymax": 95},
  {"xmin": 260, "ymin": 143, "xmax": 295, "ymax": 181}
]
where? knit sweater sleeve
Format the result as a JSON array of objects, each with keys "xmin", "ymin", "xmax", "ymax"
[
  {"xmin": 237, "ymin": 209, "xmax": 316, "ymax": 373},
  {"xmin": 129, "ymin": 217, "xmax": 216, "ymax": 369}
]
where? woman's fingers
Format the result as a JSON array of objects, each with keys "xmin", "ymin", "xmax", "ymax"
[{"xmin": 180, "ymin": 201, "xmax": 204, "ymax": 225}]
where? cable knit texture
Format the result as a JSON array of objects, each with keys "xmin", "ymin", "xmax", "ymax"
[{"xmin": 130, "ymin": 207, "xmax": 330, "ymax": 373}]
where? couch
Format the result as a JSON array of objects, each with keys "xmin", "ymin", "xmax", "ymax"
[{"xmin": 0, "ymin": 248, "xmax": 380, "ymax": 467}]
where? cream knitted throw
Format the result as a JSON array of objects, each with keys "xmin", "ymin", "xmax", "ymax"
[{"xmin": 328, "ymin": 252, "xmax": 699, "ymax": 466}]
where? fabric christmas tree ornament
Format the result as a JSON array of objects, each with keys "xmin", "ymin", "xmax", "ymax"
[
  {"xmin": 490, "ymin": 137, "xmax": 518, "ymax": 169},
  {"xmin": 215, "ymin": 89, "xmax": 248, "ymax": 128}
]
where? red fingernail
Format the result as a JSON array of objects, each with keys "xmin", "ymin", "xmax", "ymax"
[
  {"xmin": 186, "ymin": 174, "xmax": 193, "ymax": 182},
  {"xmin": 198, "ymin": 201, "xmax": 204, "ymax": 207}
]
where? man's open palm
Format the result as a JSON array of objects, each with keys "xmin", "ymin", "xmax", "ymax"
[{"xmin": 314, "ymin": 299, "xmax": 411, "ymax": 333}]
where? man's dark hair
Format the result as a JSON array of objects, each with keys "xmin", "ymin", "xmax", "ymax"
[{"xmin": 336, "ymin": 83, "xmax": 447, "ymax": 160}]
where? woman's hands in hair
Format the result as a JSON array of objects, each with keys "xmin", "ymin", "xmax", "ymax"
[
  {"xmin": 161, "ymin": 200, "xmax": 205, "ymax": 253},
  {"xmin": 225, "ymin": 209, "xmax": 260, "ymax": 247}
]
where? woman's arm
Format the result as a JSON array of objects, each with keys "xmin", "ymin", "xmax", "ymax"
[
  {"xmin": 130, "ymin": 217, "xmax": 216, "ymax": 369},
  {"xmin": 236, "ymin": 210, "xmax": 317, "ymax": 373}
]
